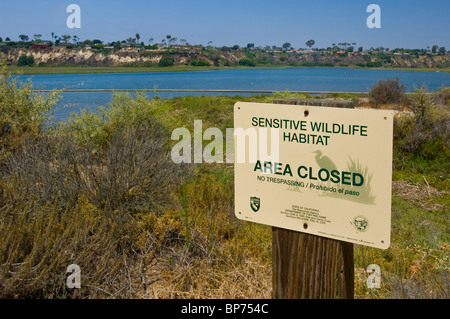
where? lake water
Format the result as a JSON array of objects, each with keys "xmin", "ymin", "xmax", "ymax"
[{"xmin": 19, "ymin": 68, "xmax": 450, "ymax": 121}]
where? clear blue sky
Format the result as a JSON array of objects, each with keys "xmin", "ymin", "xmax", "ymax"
[{"xmin": 0, "ymin": 0, "xmax": 449, "ymax": 49}]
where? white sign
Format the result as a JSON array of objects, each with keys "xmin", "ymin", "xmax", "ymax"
[{"xmin": 234, "ymin": 102, "xmax": 393, "ymax": 249}]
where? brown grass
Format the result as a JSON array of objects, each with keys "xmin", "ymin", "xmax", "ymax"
[
  {"xmin": 392, "ymin": 180, "xmax": 447, "ymax": 211},
  {"xmin": 142, "ymin": 254, "xmax": 271, "ymax": 299}
]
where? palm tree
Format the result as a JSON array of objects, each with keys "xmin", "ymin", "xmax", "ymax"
[
  {"xmin": 148, "ymin": 37, "xmax": 154, "ymax": 45},
  {"xmin": 136, "ymin": 33, "xmax": 140, "ymax": 43},
  {"xmin": 61, "ymin": 35, "xmax": 71, "ymax": 44},
  {"xmin": 51, "ymin": 33, "xmax": 58, "ymax": 45}
]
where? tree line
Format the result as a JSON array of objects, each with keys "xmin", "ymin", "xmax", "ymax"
[{"xmin": 1, "ymin": 33, "xmax": 446, "ymax": 54}]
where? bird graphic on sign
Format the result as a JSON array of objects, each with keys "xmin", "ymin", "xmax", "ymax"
[{"xmin": 313, "ymin": 150, "xmax": 337, "ymax": 171}]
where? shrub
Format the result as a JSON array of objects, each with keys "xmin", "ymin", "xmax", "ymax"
[
  {"xmin": 394, "ymin": 86, "xmax": 450, "ymax": 160},
  {"xmin": 64, "ymin": 93, "xmax": 189, "ymax": 214},
  {"xmin": 190, "ymin": 60, "xmax": 211, "ymax": 67},
  {"xmin": 369, "ymin": 77, "xmax": 408, "ymax": 107},
  {"xmin": 17, "ymin": 54, "xmax": 35, "ymax": 66},
  {"xmin": 365, "ymin": 61, "xmax": 382, "ymax": 68},
  {"xmin": 158, "ymin": 54, "xmax": 174, "ymax": 67},
  {"xmin": 0, "ymin": 63, "xmax": 61, "ymax": 164},
  {"xmin": 238, "ymin": 58, "xmax": 256, "ymax": 67},
  {"xmin": 301, "ymin": 62, "xmax": 334, "ymax": 67},
  {"xmin": 0, "ymin": 63, "xmax": 136, "ymax": 298},
  {"xmin": 433, "ymin": 85, "xmax": 450, "ymax": 106},
  {"xmin": 0, "ymin": 194, "xmax": 125, "ymax": 298},
  {"xmin": 0, "ymin": 90, "xmax": 191, "ymax": 298}
]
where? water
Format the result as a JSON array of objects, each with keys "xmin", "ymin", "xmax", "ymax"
[{"xmin": 18, "ymin": 68, "xmax": 450, "ymax": 121}]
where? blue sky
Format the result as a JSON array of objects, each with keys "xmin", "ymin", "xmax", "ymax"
[{"xmin": 0, "ymin": 0, "xmax": 449, "ymax": 49}]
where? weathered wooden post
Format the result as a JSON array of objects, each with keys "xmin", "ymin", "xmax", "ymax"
[
  {"xmin": 272, "ymin": 98, "xmax": 354, "ymax": 299},
  {"xmin": 272, "ymin": 228, "xmax": 354, "ymax": 298}
]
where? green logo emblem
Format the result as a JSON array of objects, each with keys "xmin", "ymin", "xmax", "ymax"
[
  {"xmin": 250, "ymin": 197, "xmax": 261, "ymax": 212},
  {"xmin": 353, "ymin": 215, "xmax": 369, "ymax": 232}
]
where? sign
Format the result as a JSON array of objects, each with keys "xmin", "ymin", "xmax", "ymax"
[{"xmin": 234, "ymin": 102, "xmax": 393, "ymax": 249}]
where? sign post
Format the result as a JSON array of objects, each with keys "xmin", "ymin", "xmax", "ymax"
[
  {"xmin": 272, "ymin": 228, "xmax": 354, "ymax": 298},
  {"xmin": 234, "ymin": 99, "xmax": 393, "ymax": 299}
]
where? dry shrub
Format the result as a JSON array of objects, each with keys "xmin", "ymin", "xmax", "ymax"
[
  {"xmin": 2, "ymin": 122, "xmax": 187, "ymax": 222},
  {"xmin": 394, "ymin": 86, "xmax": 450, "ymax": 160},
  {"xmin": 0, "ymin": 88, "xmax": 189, "ymax": 298},
  {"xmin": 117, "ymin": 203, "xmax": 271, "ymax": 299},
  {"xmin": 387, "ymin": 245, "xmax": 449, "ymax": 299},
  {"xmin": 433, "ymin": 85, "xmax": 450, "ymax": 106},
  {"xmin": 369, "ymin": 77, "xmax": 408, "ymax": 108},
  {"xmin": 0, "ymin": 193, "xmax": 127, "ymax": 298},
  {"xmin": 389, "ymin": 271, "xmax": 449, "ymax": 299}
]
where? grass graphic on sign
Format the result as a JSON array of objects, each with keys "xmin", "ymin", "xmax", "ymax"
[
  {"xmin": 309, "ymin": 151, "xmax": 375, "ymax": 205},
  {"xmin": 345, "ymin": 158, "xmax": 375, "ymax": 205}
]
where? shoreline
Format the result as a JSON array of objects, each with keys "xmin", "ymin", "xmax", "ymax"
[{"xmin": 7, "ymin": 65, "xmax": 450, "ymax": 75}]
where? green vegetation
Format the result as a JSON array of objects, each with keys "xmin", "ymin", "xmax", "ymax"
[
  {"xmin": 2, "ymin": 34, "xmax": 449, "ymax": 71},
  {"xmin": 16, "ymin": 54, "xmax": 35, "ymax": 66},
  {"xmin": 6, "ymin": 64, "xmax": 450, "ymax": 76},
  {"xmin": 238, "ymin": 58, "xmax": 257, "ymax": 67},
  {"xmin": 158, "ymin": 54, "xmax": 175, "ymax": 67},
  {"xmin": 0, "ymin": 63, "xmax": 61, "ymax": 163},
  {"xmin": 353, "ymin": 83, "xmax": 449, "ymax": 299},
  {"xmin": 190, "ymin": 60, "xmax": 211, "ymax": 67},
  {"xmin": 0, "ymin": 65, "xmax": 448, "ymax": 299}
]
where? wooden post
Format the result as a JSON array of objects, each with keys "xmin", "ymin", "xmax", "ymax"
[
  {"xmin": 272, "ymin": 228, "xmax": 354, "ymax": 298},
  {"xmin": 272, "ymin": 98, "xmax": 354, "ymax": 299}
]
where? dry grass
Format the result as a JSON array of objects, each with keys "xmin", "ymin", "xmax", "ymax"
[
  {"xmin": 142, "ymin": 254, "xmax": 271, "ymax": 299},
  {"xmin": 392, "ymin": 180, "xmax": 448, "ymax": 211}
]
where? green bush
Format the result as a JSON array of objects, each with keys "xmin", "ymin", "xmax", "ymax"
[
  {"xmin": 158, "ymin": 54, "xmax": 174, "ymax": 67},
  {"xmin": 0, "ymin": 63, "xmax": 61, "ymax": 163},
  {"xmin": 238, "ymin": 58, "xmax": 256, "ymax": 67},
  {"xmin": 17, "ymin": 54, "xmax": 35, "ymax": 66},
  {"xmin": 301, "ymin": 62, "xmax": 334, "ymax": 67},
  {"xmin": 394, "ymin": 86, "xmax": 450, "ymax": 161},
  {"xmin": 191, "ymin": 60, "xmax": 211, "ymax": 67},
  {"xmin": 365, "ymin": 61, "xmax": 382, "ymax": 68}
]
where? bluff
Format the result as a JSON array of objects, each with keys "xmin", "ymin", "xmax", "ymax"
[{"xmin": 1, "ymin": 46, "xmax": 449, "ymax": 69}]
